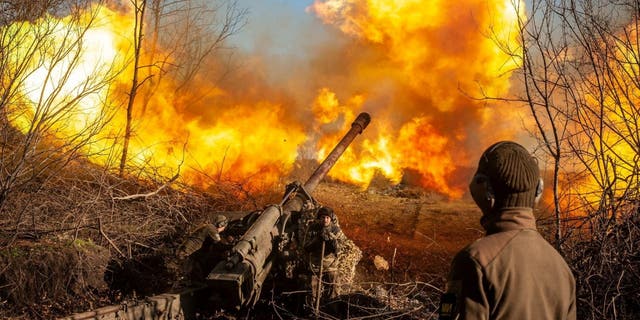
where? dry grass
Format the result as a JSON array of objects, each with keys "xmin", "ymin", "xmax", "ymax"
[
  {"xmin": 0, "ymin": 158, "xmax": 246, "ymax": 318},
  {"xmin": 565, "ymin": 205, "xmax": 640, "ymax": 320},
  {"xmin": 0, "ymin": 152, "xmax": 637, "ymax": 320},
  {"xmin": 267, "ymin": 281, "xmax": 441, "ymax": 320},
  {"xmin": 314, "ymin": 182, "xmax": 483, "ymax": 281},
  {"xmin": 0, "ymin": 238, "xmax": 110, "ymax": 318}
]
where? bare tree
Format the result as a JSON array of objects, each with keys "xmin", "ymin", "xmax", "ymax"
[
  {"xmin": 485, "ymin": 0, "xmax": 574, "ymax": 250},
  {"xmin": 167, "ymin": 0, "xmax": 247, "ymax": 97},
  {"xmin": 498, "ymin": 0, "xmax": 640, "ymax": 318},
  {"xmin": 491, "ymin": 0, "xmax": 640, "ymax": 239},
  {"xmin": 0, "ymin": 0, "xmax": 66, "ymax": 25},
  {"xmin": 118, "ymin": 0, "xmax": 247, "ymax": 175},
  {"xmin": 119, "ymin": 0, "xmax": 147, "ymax": 176},
  {"xmin": 557, "ymin": 0, "xmax": 640, "ymax": 224},
  {"xmin": 515, "ymin": 0, "xmax": 574, "ymax": 250},
  {"xmin": 0, "ymin": 0, "xmax": 121, "ymax": 222}
]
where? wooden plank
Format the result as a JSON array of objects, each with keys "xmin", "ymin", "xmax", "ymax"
[{"xmin": 59, "ymin": 286, "xmax": 208, "ymax": 320}]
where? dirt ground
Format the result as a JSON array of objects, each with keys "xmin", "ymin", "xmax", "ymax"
[{"xmin": 312, "ymin": 182, "xmax": 484, "ymax": 284}]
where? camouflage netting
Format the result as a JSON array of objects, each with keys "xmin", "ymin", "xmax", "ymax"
[
  {"xmin": 333, "ymin": 235, "xmax": 362, "ymax": 295},
  {"xmin": 295, "ymin": 205, "xmax": 362, "ymax": 296}
]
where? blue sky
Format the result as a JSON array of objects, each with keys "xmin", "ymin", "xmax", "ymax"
[{"xmin": 230, "ymin": 0, "xmax": 327, "ymax": 55}]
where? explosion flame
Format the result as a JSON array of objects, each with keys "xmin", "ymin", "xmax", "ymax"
[{"xmin": 5, "ymin": 0, "xmax": 526, "ymax": 197}]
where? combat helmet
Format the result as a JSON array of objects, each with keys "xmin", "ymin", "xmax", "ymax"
[
  {"xmin": 214, "ymin": 214, "xmax": 228, "ymax": 228},
  {"xmin": 317, "ymin": 206, "xmax": 334, "ymax": 219}
]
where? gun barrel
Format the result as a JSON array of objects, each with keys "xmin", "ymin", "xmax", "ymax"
[
  {"xmin": 303, "ymin": 112, "xmax": 370, "ymax": 193},
  {"xmin": 206, "ymin": 112, "xmax": 371, "ymax": 309}
]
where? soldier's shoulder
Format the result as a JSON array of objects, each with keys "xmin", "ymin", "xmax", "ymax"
[
  {"xmin": 195, "ymin": 223, "xmax": 211, "ymax": 231},
  {"xmin": 463, "ymin": 230, "xmax": 522, "ymax": 267}
]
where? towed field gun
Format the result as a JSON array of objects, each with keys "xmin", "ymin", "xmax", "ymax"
[
  {"xmin": 207, "ymin": 112, "xmax": 370, "ymax": 309},
  {"xmin": 62, "ymin": 113, "xmax": 370, "ymax": 320}
]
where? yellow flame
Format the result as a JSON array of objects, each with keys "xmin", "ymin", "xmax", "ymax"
[
  {"xmin": 6, "ymin": 3, "xmax": 306, "ymax": 192},
  {"xmin": 308, "ymin": 0, "xmax": 524, "ymax": 196},
  {"xmin": 6, "ymin": 0, "xmax": 527, "ymax": 198}
]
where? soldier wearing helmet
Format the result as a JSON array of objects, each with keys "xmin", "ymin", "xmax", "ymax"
[
  {"xmin": 439, "ymin": 141, "xmax": 575, "ymax": 320},
  {"xmin": 304, "ymin": 206, "xmax": 343, "ymax": 301},
  {"xmin": 177, "ymin": 214, "xmax": 230, "ymax": 282}
]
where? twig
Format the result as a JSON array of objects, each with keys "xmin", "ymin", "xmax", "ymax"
[
  {"xmin": 414, "ymin": 281, "xmax": 444, "ymax": 293},
  {"xmin": 98, "ymin": 217, "xmax": 125, "ymax": 258},
  {"xmin": 113, "ymin": 172, "xmax": 179, "ymax": 201},
  {"xmin": 218, "ymin": 145, "xmax": 230, "ymax": 182},
  {"xmin": 280, "ymin": 290, "xmax": 310, "ymax": 296},
  {"xmin": 125, "ymin": 240, "xmax": 156, "ymax": 251},
  {"xmin": 391, "ymin": 247, "xmax": 397, "ymax": 283},
  {"xmin": 270, "ymin": 279, "xmax": 285, "ymax": 320}
]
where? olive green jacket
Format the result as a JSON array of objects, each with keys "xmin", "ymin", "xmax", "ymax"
[
  {"xmin": 177, "ymin": 224, "xmax": 221, "ymax": 258},
  {"xmin": 441, "ymin": 208, "xmax": 576, "ymax": 320}
]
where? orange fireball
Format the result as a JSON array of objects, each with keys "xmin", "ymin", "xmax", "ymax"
[{"xmin": 5, "ymin": 0, "xmax": 527, "ymax": 198}]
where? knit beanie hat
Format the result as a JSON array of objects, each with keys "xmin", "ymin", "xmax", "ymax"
[{"xmin": 477, "ymin": 141, "xmax": 540, "ymax": 208}]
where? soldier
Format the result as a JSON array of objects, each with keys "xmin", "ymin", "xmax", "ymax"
[
  {"xmin": 177, "ymin": 214, "xmax": 230, "ymax": 282},
  {"xmin": 439, "ymin": 141, "xmax": 576, "ymax": 320},
  {"xmin": 304, "ymin": 206, "xmax": 342, "ymax": 302}
]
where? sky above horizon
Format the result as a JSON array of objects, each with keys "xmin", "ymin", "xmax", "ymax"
[{"xmin": 229, "ymin": 1, "xmax": 327, "ymax": 55}]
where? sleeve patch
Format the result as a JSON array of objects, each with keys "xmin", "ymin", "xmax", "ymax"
[{"xmin": 438, "ymin": 292, "xmax": 458, "ymax": 320}]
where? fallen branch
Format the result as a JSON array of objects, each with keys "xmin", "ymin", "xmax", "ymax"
[
  {"xmin": 98, "ymin": 217, "xmax": 125, "ymax": 258},
  {"xmin": 113, "ymin": 172, "xmax": 180, "ymax": 201}
]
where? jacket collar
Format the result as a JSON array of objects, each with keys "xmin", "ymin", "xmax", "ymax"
[{"xmin": 481, "ymin": 207, "xmax": 537, "ymax": 235}]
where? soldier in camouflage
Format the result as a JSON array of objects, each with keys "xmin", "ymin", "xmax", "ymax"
[
  {"xmin": 177, "ymin": 214, "xmax": 230, "ymax": 282},
  {"xmin": 304, "ymin": 207, "xmax": 343, "ymax": 301}
]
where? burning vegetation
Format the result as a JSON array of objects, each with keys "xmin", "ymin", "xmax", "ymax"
[{"xmin": 0, "ymin": 0, "xmax": 639, "ymax": 319}]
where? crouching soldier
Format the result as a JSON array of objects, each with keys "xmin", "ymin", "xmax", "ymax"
[
  {"xmin": 177, "ymin": 214, "xmax": 231, "ymax": 283},
  {"xmin": 304, "ymin": 207, "xmax": 343, "ymax": 302}
]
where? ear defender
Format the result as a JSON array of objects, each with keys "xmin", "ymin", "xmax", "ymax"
[
  {"xmin": 469, "ymin": 141, "xmax": 504, "ymax": 213},
  {"xmin": 534, "ymin": 177, "xmax": 544, "ymax": 204},
  {"xmin": 469, "ymin": 172, "xmax": 495, "ymax": 213}
]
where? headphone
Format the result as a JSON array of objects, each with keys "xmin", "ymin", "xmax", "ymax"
[{"xmin": 469, "ymin": 142, "xmax": 544, "ymax": 212}]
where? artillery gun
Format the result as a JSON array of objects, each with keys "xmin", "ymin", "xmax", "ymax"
[
  {"xmin": 62, "ymin": 113, "xmax": 370, "ymax": 319},
  {"xmin": 207, "ymin": 112, "xmax": 370, "ymax": 309}
]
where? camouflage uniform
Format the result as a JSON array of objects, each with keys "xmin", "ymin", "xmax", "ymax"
[
  {"xmin": 305, "ymin": 209, "xmax": 343, "ymax": 301},
  {"xmin": 177, "ymin": 215, "xmax": 229, "ymax": 282},
  {"xmin": 177, "ymin": 224, "xmax": 222, "ymax": 258}
]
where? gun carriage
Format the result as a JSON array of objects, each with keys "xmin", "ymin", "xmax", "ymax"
[{"xmin": 207, "ymin": 112, "xmax": 370, "ymax": 308}]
